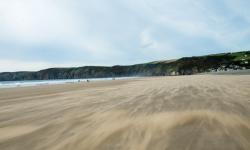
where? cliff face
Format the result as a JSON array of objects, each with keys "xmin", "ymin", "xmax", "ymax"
[{"xmin": 0, "ymin": 51, "xmax": 249, "ymax": 81}]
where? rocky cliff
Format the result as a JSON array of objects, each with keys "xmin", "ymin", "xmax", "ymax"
[{"xmin": 0, "ymin": 51, "xmax": 249, "ymax": 81}]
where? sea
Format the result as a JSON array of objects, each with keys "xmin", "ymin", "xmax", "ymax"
[{"xmin": 0, "ymin": 77, "xmax": 137, "ymax": 89}]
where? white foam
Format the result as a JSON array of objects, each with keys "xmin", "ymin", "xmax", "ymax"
[{"xmin": 0, "ymin": 77, "xmax": 137, "ymax": 89}]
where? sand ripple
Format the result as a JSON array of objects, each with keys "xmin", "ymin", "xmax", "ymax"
[{"xmin": 0, "ymin": 75, "xmax": 250, "ymax": 150}]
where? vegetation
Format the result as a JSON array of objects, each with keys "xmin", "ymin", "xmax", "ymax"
[{"xmin": 0, "ymin": 51, "xmax": 249, "ymax": 81}]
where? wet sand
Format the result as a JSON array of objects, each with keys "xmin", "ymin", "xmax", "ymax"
[{"xmin": 0, "ymin": 75, "xmax": 250, "ymax": 150}]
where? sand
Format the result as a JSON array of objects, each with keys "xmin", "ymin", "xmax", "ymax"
[{"xmin": 0, "ymin": 75, "xmax": 249, "ymax": 150}]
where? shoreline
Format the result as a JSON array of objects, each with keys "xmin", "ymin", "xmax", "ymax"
[
  {"xmin": 1, "ymin": 69, "xmax": 250, "ymax": 89},
  {"xmin": 0, "ymin": 76, "xmax": 139, "ymax": 89}
]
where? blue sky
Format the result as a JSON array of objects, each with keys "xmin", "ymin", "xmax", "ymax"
[{"xmin": 0, "ymin": 0, "xmax": 250, "ymax": 72}]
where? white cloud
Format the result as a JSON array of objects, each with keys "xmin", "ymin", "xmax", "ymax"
[
  {"xmin": 0, "ymin": 59, "xmax": 93, "ymax": 72},
  {"xmin": 140, "ymin": 29, "xmax": 174, "ymax": 51},
  {"xmin": 0, "ymin": 0, "xmax": 250, "ymax": 72},
  {"xmin": 0, "ymin": 0, "xmax": 83, "ymax": 44},
  {"xmin": 0, "ymin": 59, "xmax": 58, "ymax": 72}
]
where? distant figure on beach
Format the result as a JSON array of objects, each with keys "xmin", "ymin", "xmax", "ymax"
[{"xmin": 86, "ymin": 80, "xmax": 90, "ymax": 83}]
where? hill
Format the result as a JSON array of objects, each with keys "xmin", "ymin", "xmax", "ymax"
[{"xmin": 0, "ymin": 51, "xmax": 249, "ymax": 81}]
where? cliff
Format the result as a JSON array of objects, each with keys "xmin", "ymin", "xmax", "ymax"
[{"xmin": 0, "ymin": 51, "xmax": 249, "ymax": 81}]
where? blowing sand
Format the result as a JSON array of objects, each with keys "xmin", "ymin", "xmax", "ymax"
[{"xmin": 0, "ymin": 75, "xmax": 250, "ymax": 150}]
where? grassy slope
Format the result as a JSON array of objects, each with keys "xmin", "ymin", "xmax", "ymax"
[{"xmin": 0, "ymin": 51, "xmax": 249, "ymax": 81}]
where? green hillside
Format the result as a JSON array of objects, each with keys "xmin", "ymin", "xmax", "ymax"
[{"xmin": 0, "ymin": 51, "xmax": 249, "ymax": 81}]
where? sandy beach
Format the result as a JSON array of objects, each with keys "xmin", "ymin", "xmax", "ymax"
[{"xmin": 0, "ymin": 75, "xmax": 250, "ymax": 150}]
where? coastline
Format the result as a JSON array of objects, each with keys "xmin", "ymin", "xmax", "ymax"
[{"xmin": 0, "ymin": 77, "xmax": 138, "ymax": 89}]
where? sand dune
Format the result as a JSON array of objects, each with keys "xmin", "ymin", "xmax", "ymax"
[{"xmin": 0, "ymin": 75, "xmax": 250, "ymax": 150}]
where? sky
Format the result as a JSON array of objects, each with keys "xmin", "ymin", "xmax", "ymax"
[{"xmin": 0, "ymin": 0, "xmax": 250, "ymax": 72}]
